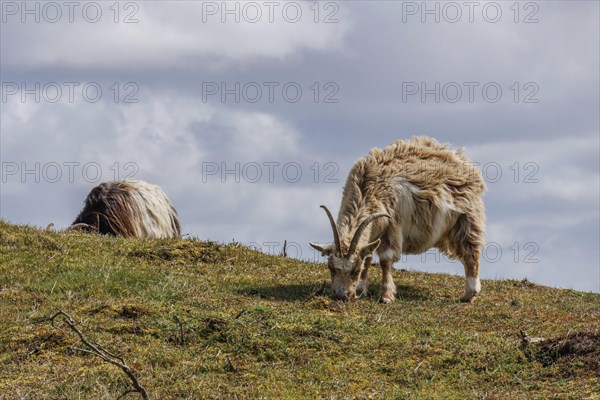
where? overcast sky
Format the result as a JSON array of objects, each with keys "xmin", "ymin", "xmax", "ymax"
[{"xmin": 1, "ymin": 1, "xmax": 598, "ymax": 292}]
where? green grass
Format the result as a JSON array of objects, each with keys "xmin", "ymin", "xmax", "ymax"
[{"xmin": 0, "ymin": 220, "xmax": 598, "ymax": 399}]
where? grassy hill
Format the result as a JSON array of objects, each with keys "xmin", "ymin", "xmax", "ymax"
[{"xmin": 0, "ymin": 221, "xmax": 598, "ymax": 399}]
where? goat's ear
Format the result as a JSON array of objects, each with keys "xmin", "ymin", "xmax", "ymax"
[
  {"xmin": 359, "ymin": 239, "xmax": 381, "ymax": 258},
  {"xmin": 309, "ymin": 242, "xmax": 334, "ymax": 256}
]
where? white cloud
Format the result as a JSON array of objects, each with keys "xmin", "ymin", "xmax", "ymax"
[
  {"xmin": 212, "ymin": 110, "xmax": 301, "ymax": 161},
  {"xmin": 0, "ymin": 91, "xmax": 324, "ymax": 231}
]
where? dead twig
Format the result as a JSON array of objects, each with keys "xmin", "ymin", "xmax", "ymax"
[
  {"xmin": 46, "ymin": 310, "xmax": 149, "ymax": 400},
  {"xmin": 225, "ymin": 355, "xmax": 237, "ymax": 372},
  {"xmin": 281, "ymin": 240, "xmax": 287, "ymax": 257},
  {"xmin": 519, "ymin": 330, "xmax": 545, "ymax": 348},
  {"xmin": 413, "ymin": 360, "xmax": 424, "ymax": 372},
  {"xmin": 173, "ymin": 314, "xmax": 185, "ymax": 346}
]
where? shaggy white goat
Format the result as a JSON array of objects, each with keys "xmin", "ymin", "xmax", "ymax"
[
  {"xmin": 311, "ymin": 136, "xmax": 486, "ymax": 303},
  {"xmin": 71, "ymin": 180, "xmax": 180, "ymax": 238}
]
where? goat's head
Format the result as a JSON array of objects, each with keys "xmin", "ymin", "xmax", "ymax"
[{"xmin": 310, "ymin": 205, "xmax": 390, "ymax": 301}]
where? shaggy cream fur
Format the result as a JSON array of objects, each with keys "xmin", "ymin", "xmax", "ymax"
[
  {"xmin": 312, "ymin": 136, "xmax": 486, "ymax": 303},
  {"xmin": 71, "ymin": 180, "xmax": 180, "ymax": 239}
]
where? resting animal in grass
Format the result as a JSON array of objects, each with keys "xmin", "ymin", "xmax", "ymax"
[
  {"xmin": 71, "ymin": 180, "xmax": 180, "ymax": 238},
  {"xmin": 310, "ymin": 136, "xmax": 486, "ymax": 303}
]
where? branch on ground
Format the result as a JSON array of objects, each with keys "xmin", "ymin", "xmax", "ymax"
[{"xmin": 44, "ymin": 310, "xmax": 149, "ymax": 400}]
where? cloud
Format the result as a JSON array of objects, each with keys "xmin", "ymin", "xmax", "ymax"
[
  {"xmin": 1, "ymin": 1, "xmax": 598, "ymax": 293},
  {"xmin": 0, "ymin": 90, "xmax": 329, "ymax": 228},
  {"xmin": 2, "ymin": 2, "xmax": 353, "ymax": 70},
  {"xmin": 468, "ymin": 135, "xmax": 600, "ymax": 204}
]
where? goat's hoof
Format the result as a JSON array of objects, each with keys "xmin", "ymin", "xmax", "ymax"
[
  {"xmin": 379, "ymin": 295, "xmax": 395, "ymax": 304},
  {"xmin": 460, "ymin": 293, "xmax": 477, "ymax": 303}
]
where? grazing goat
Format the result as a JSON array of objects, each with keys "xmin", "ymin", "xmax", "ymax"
[
  {"xmin": 71, "ymin": 180, "xmax": 181, "ymax": 238},
  {"xmin": 310, "ymin": 136, "xmax": 486, "ymax": 303}
]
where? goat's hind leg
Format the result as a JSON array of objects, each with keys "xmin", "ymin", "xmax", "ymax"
[
  {"xmin": 459, "ymin": 252, "xmax": 481, "ymax": 303},
  {"xmin": 449, "ymin": 214, "xmax": 484, "ymax": 303}
]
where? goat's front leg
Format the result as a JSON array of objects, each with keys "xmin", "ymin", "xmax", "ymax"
[
  {"xmin": 356, "ymin": 256, "xmax": 372, "ymax": 298},
  {"xmin": 379, "ymin": 259, "xmax": 396, "ymax": 304}
]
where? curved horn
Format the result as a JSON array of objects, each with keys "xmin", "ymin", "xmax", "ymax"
[
  {"xmin": 69, "ymin": 223, "xmax": 97, "ymax": 231},
  {"xmin": 319, "ymin": 205, "xmax": 342, "ymax": 256},
  {"xmin": 348, "ymin": 213, "xmax": 391, "ymax": 256}
]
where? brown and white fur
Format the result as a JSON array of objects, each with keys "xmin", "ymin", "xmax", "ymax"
[
  {"xmin": 71, "ymin": 180, "xmax": 181, "ymax": 238},
  {"xmin": 310, "ymin": 136, "xmax": 486, "ymax": 303}
]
